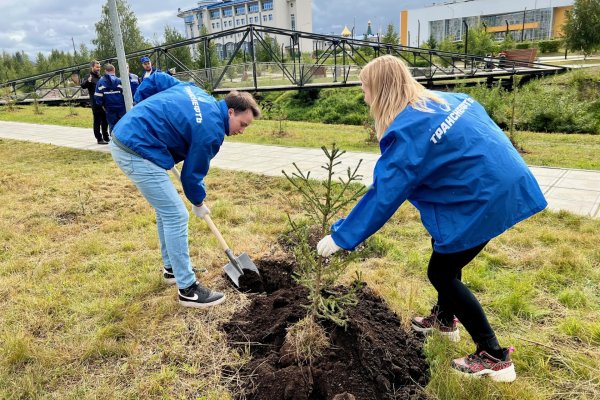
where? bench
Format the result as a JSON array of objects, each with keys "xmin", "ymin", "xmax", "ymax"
[
  {"xmin": 307, "ymin": 65, "xmax": 326, "ymax": 78},
  {"xmin": 503, "ymin": 48, "xmax": 538, "ymax": 66}
]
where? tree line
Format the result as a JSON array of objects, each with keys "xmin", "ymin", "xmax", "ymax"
[
  {"xmin": 2, "ymin": 0, "xmax": 599, "ymax": 83},
  {"xmin": 1, "ymin": 0, "xmax": 209, "ymax": 82}
]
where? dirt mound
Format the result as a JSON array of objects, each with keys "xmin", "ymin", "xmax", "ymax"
[{"xmin": 223, "ymin": 257, "xmax": 429, "ymax": 400}]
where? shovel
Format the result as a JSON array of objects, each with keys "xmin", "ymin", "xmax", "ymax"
[
  {"xmin": 202, "ymin": 214, "xmax": 260, "ymax": 287},
  {"xmin": 170, "ymin": 167, "xmax": 260, "ymax": 287}
]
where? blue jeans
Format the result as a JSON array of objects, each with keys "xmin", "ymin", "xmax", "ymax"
[{"xmin": 110, "ymin": 141, "xmax": 196, "ymax": 289}]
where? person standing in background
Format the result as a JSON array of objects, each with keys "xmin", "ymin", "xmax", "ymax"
[
  {"xmin": 80, "ymin": 60, "xmax": 109, "ymax": 144},
  {"xmin": 127, "ymin": 63, "xmax": 140, "ymax": 98},
  {"xmin": 94, "ymin": 63, "xmax": 126, "ymax": 133},
  {"xmin": 139, "ymin": 56, "xmax": 161, "ymax": 83}
]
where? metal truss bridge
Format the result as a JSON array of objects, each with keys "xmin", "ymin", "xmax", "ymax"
[{"xmin": 0, "ymin": 25, "xmax": 567, "ymax": 105}]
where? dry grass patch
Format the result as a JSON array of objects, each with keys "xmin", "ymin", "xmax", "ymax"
[{"xmin": 0, "ymin": 139, "xmax": 598, "ymax": 399}]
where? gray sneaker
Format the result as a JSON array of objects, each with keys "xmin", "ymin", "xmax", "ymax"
[{"xmin": 178, "ymin": 281, "xmax": 225, "ymax": 308}]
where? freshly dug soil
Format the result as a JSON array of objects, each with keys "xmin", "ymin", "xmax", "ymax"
[
  {"xmin": 237, "ymin": 269, "xmax": 265, "ymax": 293},
  {"xmin": 224, "ymin": 256, "xmax": 429, "ymax": 400},
  {"xmin": 236, "ymin": 253, "xmax": 296, "ymax": 293}
]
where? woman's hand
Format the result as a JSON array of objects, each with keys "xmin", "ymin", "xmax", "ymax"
[{"xmin": 316, "ymin": 235, "xmax": 341, "ymax": 257}]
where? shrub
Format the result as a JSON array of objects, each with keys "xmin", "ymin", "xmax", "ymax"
[
  {"xmin": 538, "ymin": 40, "xmax": 561, "ymax": 53},
  {"xmin": 516, "ymin": 42, "xmax": 532, "ymax": 49}
]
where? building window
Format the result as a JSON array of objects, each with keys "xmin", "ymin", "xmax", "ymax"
[
  {"xmin": 225, "ymin": 42, "xmax": 235, "ymax": 58},
  {"xmin": 235, "ymin": 5, "xmax": 246, "ymax": 15},
  {"xmin": 269, "ymin": 14, "xmax": 273, "ymax": 21},
  {"xmin": 291, "ymin": 14, "xmax": 296, "ymax": 30},
  {"xmin": 248, "ymin": 2, "xmax": 259, "ymax": 13},
  {"xmin": 223, "ymin": 7, "xmax": 233, "ymax": 17},
  {"xmin": 255, "ymin": 16, "xmax": 259, "ymax": 23},
  {"xmin": 262, "ymin": 1, "xmax": 273, "ymax": 11},
  {"xmin": 263, "ymin": 15, "xmax": 267, "ymax": 22},
  {"xmin": 210, "ymin": 10, "xmax": 220, "ymax": 19},
  {"xmin": 212, "ymin": 22, "xmax": 215, "ymax": 29},
  {"xmin": 216, "ymin": 22, "xmax": 220, "ymax": 28}
]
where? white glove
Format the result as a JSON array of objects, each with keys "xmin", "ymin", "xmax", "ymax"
[
  {"xmin": 316, "ymin": 235, "xmax": 341, "ymax": 257},
  {"xmin": 192, "ymin": 203, "xmax": 210, "ymax": 218}
]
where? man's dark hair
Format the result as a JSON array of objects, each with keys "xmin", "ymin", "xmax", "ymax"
[
  {"xmin": 224, "ymin": 91, "xmax": 261, "ymax": 118},
  {"xmin": 90, "ymin": 60, "xmax": 100, "ymax": 68}
]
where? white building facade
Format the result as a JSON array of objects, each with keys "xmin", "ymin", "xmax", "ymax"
[
  {"xmin": 400, "ymin": 0, "xmax": 574, "ymax": 47},
  {"xmin": 177, "ymin": 0, "xmax": 313, "ymax": 58}
]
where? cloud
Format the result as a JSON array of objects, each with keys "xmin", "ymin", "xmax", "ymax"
[{"xmin": 0, "ymin": 0, "xmax": 432, "ymax": 59}]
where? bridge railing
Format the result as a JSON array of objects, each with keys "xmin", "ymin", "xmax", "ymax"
[{"xmin": 1, "ymin": 25, "xmax": 566, "ymax": 103}]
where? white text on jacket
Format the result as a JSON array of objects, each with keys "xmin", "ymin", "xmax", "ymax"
[
  {"xmin": 185, "ymin": 86, "xmax": 203, "ymax": 124},
  {"xmin": 430, "ymin": 97, "xmax": 475, "ymax": 144}
]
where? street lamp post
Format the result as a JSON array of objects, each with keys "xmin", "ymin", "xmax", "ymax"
[
  {"xmin": 463, "ymin": 20, "xmax": 469, "ymax": 68},
  {"xmin": 521, "ymin": 7, "xmax": 527, "ymax": 42},
  {"xmin": 108, "ymin": 0, "xmax": 133, "ymax": 111}
]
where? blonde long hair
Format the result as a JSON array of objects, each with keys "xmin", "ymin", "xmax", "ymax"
[{"xmin": 359, "ymin": 55, "xmax": 445, "ymax": 140}]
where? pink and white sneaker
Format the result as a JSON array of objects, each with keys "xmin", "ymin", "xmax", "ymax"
[
  {"xmin": 412, "ymin": 314, "xmax": 460, "ymax": 342},
  {"xmin": 451, "ymin": 347, "xmax": 516, "ymax": 382}
]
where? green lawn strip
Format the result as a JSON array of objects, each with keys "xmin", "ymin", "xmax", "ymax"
[
  {"xmin": 0, "ymin": 140, "xmax": 598, "ymax": 399},
  {"xmin": 2, "ymin": 105, "xmax": 600, "ymax": 170}
]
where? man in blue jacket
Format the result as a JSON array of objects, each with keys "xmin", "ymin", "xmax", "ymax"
[
  {"xmin": 94, "ymin": 63, "xmax": 126, "ymax": 132},
  {"xmin": 109, "ymin": 72, "xmax": 260, "ymax": 308},
  {"xmin": 139, "ymin": 56, "xmax": 161, "ymax": 83}
]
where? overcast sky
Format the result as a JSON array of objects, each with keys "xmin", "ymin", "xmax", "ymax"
[{"xmin": 0, "ymin": 0, "xmax": 428, "ymax": 59}]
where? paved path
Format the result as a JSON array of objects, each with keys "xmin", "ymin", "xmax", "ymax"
[{"xmin": 1, "ymin": 121, "xmax": 599, "ymax": 219}]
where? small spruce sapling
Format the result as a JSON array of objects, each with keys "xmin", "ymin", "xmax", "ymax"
[{"xmin": 283, "ymin": 144, "xmax": 367, "ymax": 327}]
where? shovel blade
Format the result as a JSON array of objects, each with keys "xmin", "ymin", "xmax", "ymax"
[
  {"xmin": 224, "ymin": 263, "xmax": 242, "ymax": 287},
  {"xmin": 237, "ymin": 252, "xmax": 260, "ymax": 274},
  {"xmin": 223, "ymin": 252, "xmax": 260, "ymax": 287}
]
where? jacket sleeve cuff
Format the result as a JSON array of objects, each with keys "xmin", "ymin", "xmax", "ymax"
[{"xmin": 330, "ymin": 218, "xmax": 356, "ymax": 251}]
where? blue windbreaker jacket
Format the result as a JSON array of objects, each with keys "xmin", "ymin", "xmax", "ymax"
[
  {"xmin": 128, "ymin": 73, "xmax": 140, "ymax": 97},
  {"xmin": 331, "ymin": 92, "xmax": 547, "ymax": 254},
  {"xmin": 94, "ymin": 74, "xmax": 126, "ymax": 111},
  {"xmin": 113, "ymin": 72, "xmax": 229, "ymax": 205}
]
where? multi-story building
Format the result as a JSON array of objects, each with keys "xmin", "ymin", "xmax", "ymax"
[
  {"xmin": 177, "ymin": 0, "xmax": 313, "ymax": 59},
  {"xmin": 400, "ymin": 0, "xmax": 574, "ymax": 47}
]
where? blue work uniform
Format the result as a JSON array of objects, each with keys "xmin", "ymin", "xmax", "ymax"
[
  {"xmin": 94, "ymin": 73, "xmax": 126, "ymax": 130},
  {"xmin": 331, "ymin": 92, "xmax": 547, "ymax": 254},
  {"xmin": 128, "ymin": 73, "xmax": 140, "ymax": 97},
  {"xmin": 112, "ymin": 72, "xmax": 229, "ymax": 206}
]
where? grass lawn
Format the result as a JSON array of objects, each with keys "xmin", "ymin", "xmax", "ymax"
[
  {"xmin": 546, "ymin": 59, "xmax": 600, "ymax": 66},
  {"xmin": 0, "ymin": 139, "xmax": 598, "ymax": 399},
  {"xmin": 1, "ymin": 105, "xmax": 600, "ymax": 170}
]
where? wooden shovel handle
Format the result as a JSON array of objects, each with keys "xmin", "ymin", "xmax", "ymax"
[
  {"xmin": 202, "ymin": 214, "xmax": 230, "ymax": 252},
  {"xmin": 170, "ymin": 167, "xmax": 231, "ymax": 252}
]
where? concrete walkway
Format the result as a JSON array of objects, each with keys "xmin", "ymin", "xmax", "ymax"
[{"xmin": 1, "ymin": 121, "xmax": 599, "ymax": 219}]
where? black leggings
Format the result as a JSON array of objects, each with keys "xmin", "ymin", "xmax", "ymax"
[{"xmin": 427, "ymin": 240, "xmax": 500, "ymax": 351}]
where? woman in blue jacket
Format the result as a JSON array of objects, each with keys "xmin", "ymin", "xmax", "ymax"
[
  {"xmin": 110, "ymin": 72, "xmax": 260, "ymax": 309},
  {"xmin": 316, "ymin": 55, "xmax": 547, "ymax": 382}
]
